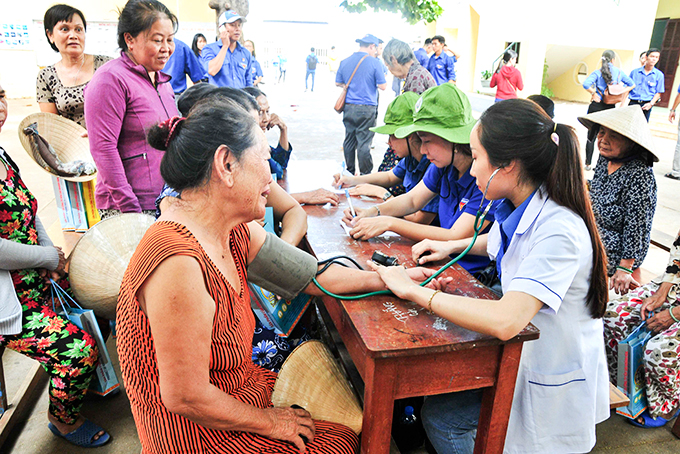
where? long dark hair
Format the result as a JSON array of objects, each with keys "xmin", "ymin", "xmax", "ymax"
[
  {"xmin": 191, "ymin": 33, "xmax": 206, "ymax": 57},
  {"xmin": 495, "ymin": 49, "xmax": 517, "ymax": 74},
  {"xmin": 600, "ymin": 50, "xmax": 616, "ymax": 85},
  {"xmin": 477, "ymin": 99, "xmax": 608, "ymax": 318}
]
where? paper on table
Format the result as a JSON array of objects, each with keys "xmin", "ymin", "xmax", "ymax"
[{"xmin": 340, "ymin": 219, "xmax": 353, "ymax": 237}]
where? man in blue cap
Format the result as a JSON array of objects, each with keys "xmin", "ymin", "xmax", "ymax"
[
  {"xmin": 201, "ymin": 10, "xmax": 254, "ymax": 88},
  {"xmin": 336, "ymin": 34, "xmax": 387, "ymax": 175}
]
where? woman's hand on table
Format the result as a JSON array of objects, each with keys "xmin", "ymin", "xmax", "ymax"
[
  {"xmin": 646, "ymin": 309, "xmax": 676, "ymax": 334},
  {"xmin": 294, "ymin": 188, "xmax": 339, "ymax": 206},
  {"xmin": 366, "ymin": 261, "xmax": 428, "ymax": 299},
  {"xmin": 348, "ymin": 183, "xmax": 386, "ymax": 199},
  {"xmin": 341, "ymin": 206, "xmax": 375, "ymax": 226},
  {"xmin": 348, "ymin": 216, "xmax": 393, "ymax": 240},
  {"xmin": 609, "ymin": 269, "xmax": 640, "ymax": 295},
  {"xmin": 332, "ymin": 173, "xmax": 356, "ymax": 189},
  {"xmin": 265, "ymin": 407, "xmax": 315, "ymax": 453},
  {"xmin": 412, "ymin": 239, "xmax": 455, "ymax": 265}
]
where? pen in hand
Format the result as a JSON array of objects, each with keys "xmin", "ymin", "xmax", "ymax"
[{"xmin": 345, "ymin": 189, "xmax": 356, "ymax": 218}]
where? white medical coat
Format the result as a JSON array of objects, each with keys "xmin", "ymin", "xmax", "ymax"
[{"xmin": 488, "ymin": 189, "xmax": 610, "ymax": 454}]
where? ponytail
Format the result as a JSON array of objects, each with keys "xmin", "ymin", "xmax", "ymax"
[
  {"xmin": 546, "ymin": 124, "xmax": 608, "ymax": 318},
  {"xmin": 496, "ymin": 49, "xmax": 517, "ymax": 74},
  {"xmin": 478, "ymin": 99, "xmax": 608, "ymax": 318},
  {"xmin": 600, "ymin": 50, "xmax": 615, "ymax": 86}
]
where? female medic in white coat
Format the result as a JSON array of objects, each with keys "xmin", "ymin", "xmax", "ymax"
[{"xmin": 368, "ymin": 98, "xmax": 610, "ymax": 454}]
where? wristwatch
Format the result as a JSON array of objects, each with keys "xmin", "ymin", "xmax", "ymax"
[{"xmin": 382, "ymin": 191, "xmax": 392, "ymax": 201}]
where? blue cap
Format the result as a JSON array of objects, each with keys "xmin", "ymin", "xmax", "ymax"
[
  {"xmin": 218, "ymin": 10, "xmax": 243, "ymax": 26},
  {"xmin": 356, "ymin": 34, "xmax": 381, "ymax": 46},
  {"xmin": 405, "ymin": 406, "xmax": 414, "ymax": 416}
]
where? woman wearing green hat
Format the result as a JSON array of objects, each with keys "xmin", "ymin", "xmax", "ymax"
[
  {"xmin": 333, "ymin": 92, "xmax": 438, "ymax": 225},
  {"xmin": 341, "ymin": 84, "xmax": 495, "ymax": 274},
  {"xmin": 370, "ymin": 99, "xmax": 610, "ymax": 454}
]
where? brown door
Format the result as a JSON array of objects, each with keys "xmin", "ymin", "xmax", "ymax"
[{"xmin": 656, "ymin": 19, "xmax": 680, "ymax": 108}]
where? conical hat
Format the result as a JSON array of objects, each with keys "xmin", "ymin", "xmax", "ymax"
[
  {"xmin": 17, "ymin": 112, "xmax": 96, "ymax": 182},
  {"xmin": 271, "ymin": 340, "xmax": 363, "ymax": 434},
  {"xmin": 577, "ymin": 106, "xmax": 658, "ymax": 162},
  {"xmin": 68, "ymin": 214, "xmax": 155, "ymax": 319}
]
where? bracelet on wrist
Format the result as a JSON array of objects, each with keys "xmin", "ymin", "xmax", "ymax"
[
  {"xmin": 374, "ymin": 205, "xmax": 381, "ymax": 216},
  {"xmin": 616, "ymin": 265, "xmax": 634, "ymax": 274},
  {"xmin": 670, "ymin": 307, "xmax": 680, "ymax": 324},
  {"xmin": 427, "ymin": 290, "xmax": 441, "ymax": 314}
]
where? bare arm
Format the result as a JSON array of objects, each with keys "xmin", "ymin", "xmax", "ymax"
[
  {"xmin": 377, "ymin": 83, "xmax": 387, "ymax": 91},
  {"xmin": 412, "ymin": 235, "xmax": 489, "ymax": 265},
  {"xmin": 267, "ymin": 181, "xmax": 307, "ymax": 246},
  {"xmin": 368, "ymin": 262, "xmax": 542, "ymax": 341},
  {"xmin": 207, "ymin": 31, "xmax": 230, "ymax": 77},
  {"xmin": 139, "ymin": 256, "xmax": 315, "ymax": 452},
  {"xmin": 670, "ymin": 94, "xmax": 680, "ymax": 122},
  {"xmin": 38, "ymin": 103, "xmax": 59, "ymax": 115}
]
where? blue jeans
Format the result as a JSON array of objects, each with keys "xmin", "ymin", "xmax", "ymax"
[
  {"xmin": 421, "ymin": 390, "xmax": 482, "ymax": 454},
  {"xmin": 305, "ymin": 69, "xmax": 315, "ymax": 90}
]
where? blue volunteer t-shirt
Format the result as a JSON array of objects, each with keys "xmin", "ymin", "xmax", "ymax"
[
  {"xmin": 581, "ymin": 64, "xmax": 635, "ymax": 97},
  {"xmin": 628, "ymin": 66, "xmax": 665, "ymax": 101},
  {"xmin": 163, "ymin": 39, "xmax": 208, "ymax": 94},
  {"xmin": 268, "ymin": 143, "xmax": 292, "ymax": 180},
  {"xmin": 250, "ymin": 58, "xmax": 264, "ymax": 81},
  {"xmin": 335, "ymin": 51, "xmax": 386, "ymax": 106},
  {"xmin": 201, "ymin": 40, "xmax": 254, "ymax": 88},
  {"xmin": 422, "ymin": 165, "xmax": 496, "ymax": 273},
  {"xmin": 392, "ymin": 156, "xmax": 439, "ymax": 213},
  {"xmin": 427, "ymin": 52, "xmax": 456, "ymax": 84},
  {"xmin": 413, "ymin": 48, "xmax": 429, "ymax": 68}
]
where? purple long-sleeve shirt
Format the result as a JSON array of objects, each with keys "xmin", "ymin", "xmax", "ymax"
[{"xmin": 84, "ymin": 51, "xmax": 178, "ymax": 212}]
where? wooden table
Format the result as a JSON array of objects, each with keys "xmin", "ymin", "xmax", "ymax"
[{"xmin": 281, "ymin": 161, "xmax": 540, "ymax": 454}]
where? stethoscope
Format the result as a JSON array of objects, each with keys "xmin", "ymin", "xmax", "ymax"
[{"xmin": 312, "ymin": 167, "xmax": 501, "ymax": 300}]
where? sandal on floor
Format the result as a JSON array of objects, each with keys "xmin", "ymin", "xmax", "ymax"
[
  {"xmin": 627, "ymin": 408, "xmax": 680, "ymax": 429},
  {"xmin": 48, "ymin": 419, "xmax": 111, "ymax": 447}
]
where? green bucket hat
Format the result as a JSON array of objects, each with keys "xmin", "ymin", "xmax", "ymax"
[
  {"xmin": 395, "ymin": 83, "xmax": 476, "ymax": 144},
  {"xmin": 369, "ymin": 92, "xmax": 420, "ymax": 135}
]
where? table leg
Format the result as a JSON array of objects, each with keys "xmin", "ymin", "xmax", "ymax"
[
  {"xmin": 360, "ymin": 358, "xmax": 396, "ymax": 454},
  {"xmin": 474, "ymin": 342, "xmax": 523, "ymax": 454}
]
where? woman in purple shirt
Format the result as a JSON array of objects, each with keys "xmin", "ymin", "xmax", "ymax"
[{"xmin": 84, "ymin": 0, "xmax": 179, "ymax": 219}]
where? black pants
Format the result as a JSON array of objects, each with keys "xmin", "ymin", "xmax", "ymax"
[
  {"xmin": 585, "ymin": 101, "xmax": 616, "ymax": 166},
  {"xmin": 628, "ymin": 99, "xmax": 653, "ymax": 121},
  {"xmin": 342, "ymin": 103, "xmax": 378, "ymax": 175}
]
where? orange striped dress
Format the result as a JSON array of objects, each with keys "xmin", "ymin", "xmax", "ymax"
[{"xmin": 117, "ymin": 222, "xmax": 359, "ymax": 454}]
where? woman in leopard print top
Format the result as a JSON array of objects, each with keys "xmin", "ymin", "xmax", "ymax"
[{"xmin": 36, "ymin": 4, "xmax": 111, "ymax": 128}]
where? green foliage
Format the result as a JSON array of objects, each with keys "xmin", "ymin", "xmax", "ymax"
[
  {"xmin": 341, "ymin": 0, "xmax": 444, "ymax": 24},
  {"xmin": 541, "ymin": 59, "xmax": 553, "ymax": 98},
  {"xmin": 480, "ymin": 70, "xmax": 492, "ymax": 80}
]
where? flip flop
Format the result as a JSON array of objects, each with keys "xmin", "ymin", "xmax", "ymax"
[
  {"xmin": 48, "ymin": 419, "xmax": 111, "ymax": 448},
  {"xmin": 627, "ymin": 408, "xmax": 680, "ymax": 429}
]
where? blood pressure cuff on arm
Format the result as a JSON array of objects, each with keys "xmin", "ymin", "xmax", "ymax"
[{"xmin": 247, "ymin": 232, "xmax": 318, "ymax": 300}]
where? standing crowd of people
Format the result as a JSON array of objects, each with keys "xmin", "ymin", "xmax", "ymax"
[{"xmin": 0, "ymin": 0, "xmax": 678, "ymax": 453}]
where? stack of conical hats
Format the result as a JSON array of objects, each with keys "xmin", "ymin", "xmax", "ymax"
[
  {"xmin": 68, "ymin": 214, "xmax": 155, "ymax": 319},
  {"xmin": 271, "ymin": 340, "xmax": 363, "ymax": 434}
]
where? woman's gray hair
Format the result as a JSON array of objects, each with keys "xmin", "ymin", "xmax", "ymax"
[{"xmin": 382, "ymin": 39, "xmax": 416, "ymax": 66}]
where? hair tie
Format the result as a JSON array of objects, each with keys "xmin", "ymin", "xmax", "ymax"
[
  {"xmin": 551, "ymin": 132, "xmax": 559, "ymax": 147},
  {"xmin": 159, "ymin": 116, "xmax": 186, "ymax": 149}
]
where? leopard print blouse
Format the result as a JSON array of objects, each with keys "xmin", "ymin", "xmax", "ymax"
[{"xmin": 36, "ymin": 55, "xmax": 111, "ymax": 128}]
